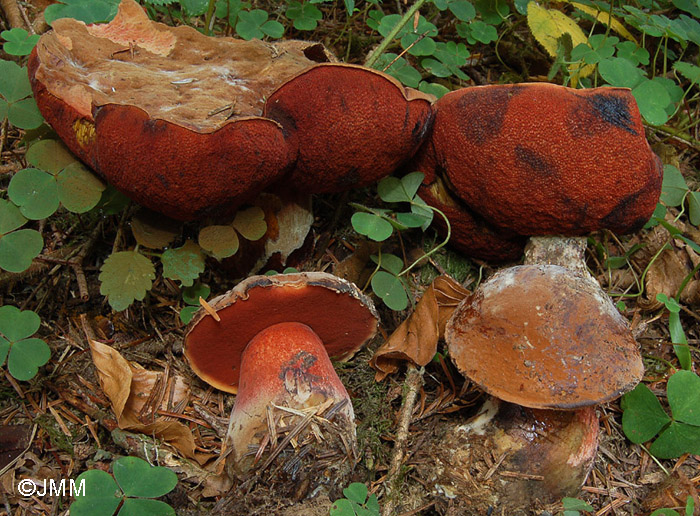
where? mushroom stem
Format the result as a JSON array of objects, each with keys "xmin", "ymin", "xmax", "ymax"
[
  {"xmin": 226, "ymin": 321, "xmax": 356, "ymax": 479},
  {"xmin": 523, "ymin": 235, "xmax": 590, "ymax": 275}
]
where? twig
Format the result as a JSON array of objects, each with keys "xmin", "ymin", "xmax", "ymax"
[
  {"xmin": 0, "ymin": 0, "xmax": 23, "ymax": 28},
  {"xmin": 381, "ymin": 365, "xmax": 423, "ymax": 516},
  {"xmin": 364, "ymin": 0, "xmax": 430, "ymax": 68}
]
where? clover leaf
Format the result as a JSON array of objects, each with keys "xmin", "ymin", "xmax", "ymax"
[
  {"xmin": 71, "ymin": 456, "xmax": 177, "ymax": 516},
  {"xmin": 1, "ymin": 28, "xmax": 40, "ymax": 56},
  {"xmin": 0, "ymin": 306, "xmax": 50, "ymax": 381},
  {"xmin": 622, "ymin": 371, "xmax": 700, "ymax": 458},
  {"xmin": 0, "ymin": 60, "xmax": 44, "ymax": 130},
  {"xmin": 0, "ymin": 199, "xmax": 43, "ymax": 273}
]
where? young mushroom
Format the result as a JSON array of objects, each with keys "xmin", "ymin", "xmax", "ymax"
[
  {"xmin": 183, "ymin": 272, "xmax": 378, "ymax": 495},
  {"xmin": 427, "ymin": 236, "xmax": 644, "ymax": 511}
]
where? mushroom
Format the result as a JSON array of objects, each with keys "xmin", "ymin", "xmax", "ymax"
[
  {"xmin": 413, "ymin": 82, "xmax": 662, "ymax": 260},
  {"xmin": 183, "ymin": 272, "xmax": 378, "ymax": 491},
  {"xmin": 423, "ymin": 236, "xmax": 644, "ymax": 511},
  {"xmin": 29, "ymin": 0, "xmax": 434, "ymax": 220},
  {"xmin": 264, "ymin": 64, "xmax": 434, "ymax": 194}
]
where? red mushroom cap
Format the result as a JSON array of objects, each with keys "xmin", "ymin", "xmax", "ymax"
[
  {"xmin": 28, "ymin": 0, "xmax": 329, "ymax": 220},
  {"xmin": 425, "ymin": 83, "xmax": 662, "ymax": 236},
  {"xmin": 184, "ymin": 272, "xmax": 378, "ymax": 393},
  {"xmin": 412, "ymin": 137, "xmax": 525, "ymax": 261},
  {"xmin": 264, "ymin": 64, "xmax": 434, "ymax": 193},
  {"xmin": 446, "ymin": 264, "xmax": 644, "ymax": 409}
]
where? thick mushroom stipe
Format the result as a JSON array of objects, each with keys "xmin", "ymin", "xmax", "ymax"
[
  {"xmin": 28, "ymin": 0, "xmax": 327, "ymax": 220},
  {"xmin": 184, "ymin": 272, "xmax": 377, "ymax": 491},
  {"xmin": 264, "ymin": 64, "xmax": 434, "ymax": 193},
  {"xmin": 422, "ymin": 83, "xmax": 663, "ymax": 236},
  {"xmin": 184, "ymin": 272, "xmax": 378, "ymax": 394},
  {"xmin": 446, "ymin": 264, "xmax": 644, "ymax": 409},
  {"xmin": 228, "ymin": 322, "xmax": 355, "ymax": 476},
  {"xmin": 418, "ymin": 397, "xmax": 599, "ymax": 513}
]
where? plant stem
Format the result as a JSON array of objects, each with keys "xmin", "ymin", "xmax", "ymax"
[
  {"xmin": 204, "ymin": 0, "xmax": 217, "ymax": 35},
  {"xmin": 381, "ymin": 364, "xmax": 423, "ymax": 516},
  {"xmin": 398, "ymin": 204, "xmax": 451, "ymax": 277},
  {"xmin": 364, "ymin": 0, "xmax": 430, "ymax": 68},
  {"xmin": 651, "ymin": 123, "xmax": 700, "ymax": 152}
]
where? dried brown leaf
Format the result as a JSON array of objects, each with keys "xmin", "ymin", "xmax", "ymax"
[
  {"xmin": 131, "ymin": 208, "xmax": 181, "ymax": 249},
  {"xmin": 370, "ymin": 275, "xmax": 469, "ymax": 381},
  {"xmin": 88, "ymin": 339, "xmax": 197, "ymax": 459}
]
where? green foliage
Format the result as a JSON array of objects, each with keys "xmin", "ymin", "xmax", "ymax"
[
  {"xmin": 561, "ymin": 497, "xmax": 594, "ymax": 516},
  {"xmin": 99, "ymin": 250, "xmax": 157, "ymax": 312},
  {"xmin": 180, "ymin": 283, "xmax": 210, "ymax": 324},
  {"xmin": 0, "ymin": 60, "xmax": 43, "ymax": 130},
  {"xmin": 286, "ymin": 2, "xmax": 323, "ymax": 31},
  {"xmin": 235, "ymin": 9, "xmax": 284, "ymax": 40},
  {"xmin": 161, "ymin": 240, "xmax": 206, "ymax": 287},
  {"xmin": 0, "ymin": 306, "xmax": 51, "ymax": 381},
  {"xmin": 70, "ymin": 456, "xmax": 178, "ymax": 516},
  {"xmin": 621, "ymin": 370, "xmax": 700, "ymax": 458},
  {"xmin": 330, "ymin": 482, "xmax": 380, "ymax": 516},
  {"xmin": 1, "ymin": 28, "xmax": 40, "ymax": 56},
  {"xmin": 0, "ymin": 199, "xmax": 43, "ymax": 273},
  {"xmin": 649, "ymin": 496, "xmax": 695, "ymax": 516},
  {"xmin": 656, "ymin": 294, "xmax": 691, "ymax": 369},
  {"xmin": 44, "ymin": 0, "xmax": 120, "ymax": 25},
  {"xmin": 351, "ymin": 172, "xmax": 447, "ymax": 310}
]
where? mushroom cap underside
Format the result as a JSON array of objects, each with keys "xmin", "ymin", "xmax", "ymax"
[
  {"xmin": 184, "ymin": 272, "xmax": 378, "ymax": 393},
  {"xmin": 446, "ymin": 264, "xmax": 644, "ymax": 409}
]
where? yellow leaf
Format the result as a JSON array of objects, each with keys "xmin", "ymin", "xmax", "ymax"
[
  {"xmin": 570, "ymin": 2, "xmax": 637, "ymax": 43},
  {"xmin": 527, "ymin": 1, "xmax": 588, "ymax": 57},
  {"xmin": 527, "ymin": 1, "xmax": 593, "ymax": 84}
]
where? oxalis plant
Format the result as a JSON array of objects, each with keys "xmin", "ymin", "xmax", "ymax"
[
  {"xmin": 350, "ymin": 171, "xmax": 451, "ymax": 311},
  {"xmin": 70, "ymin": 456, "xmax": 178, "ymax": 516}
]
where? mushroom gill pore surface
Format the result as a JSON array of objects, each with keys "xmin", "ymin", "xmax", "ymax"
[
  {"xmin": 446, "ymin": 264, "xmax": 644, "ymax": 409},
  {"xmin": 183, "ymin": 272, "xmax": 378, "ymax": 394},
  {"xmin": 421, "ymin": 83, "xmax": 663, "ymax": 236},
  {"xmin": 29, "ymin": 0, "xmax": 327, "ymax": 220}
]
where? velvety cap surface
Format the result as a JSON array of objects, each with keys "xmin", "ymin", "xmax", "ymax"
[
  {"xmin": 429, "ymin": 83, "xmax": 663, "ymax": 235},
  {"xmin": 264, "ymin": 64, "xmax": 434, "ymax": 193},
  {"xmin": 28, "ymin": 0, "xmax": 328, "ymax": 220}
]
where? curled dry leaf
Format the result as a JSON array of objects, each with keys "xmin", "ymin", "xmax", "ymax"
[
  {"xmin": 88, "ymin": 339, "xmax": 198, "ymax": 460},
  {"xmin": 370, "ymin": 275, "xmax": 469, "ymax": 381},
  {"xmin": 645, "ymin": 242, "xmax": 700, "ymax": 308}
]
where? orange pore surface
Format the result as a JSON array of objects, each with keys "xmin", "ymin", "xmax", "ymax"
[
  {"xmin": 184, "ymin": 277, "xmax": 377, "ymax": 393},
  {"xmin": 431, "ymin": 83, "xmax": 663, "ymax": 236},
  {"xmin": 264, "ymin": 64, "xmax": 434, "ymax": 193}
]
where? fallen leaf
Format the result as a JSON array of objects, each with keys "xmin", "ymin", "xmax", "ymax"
[
  {"xmin": 88, "ymin": 339, "xmax": 198, "ymax": 460},
  {"xmin": 370, "ymin": 275, "xmax": 469, "ymax": 381}
]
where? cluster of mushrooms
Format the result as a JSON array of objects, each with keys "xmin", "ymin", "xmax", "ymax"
[{"xmin": 28, "ymin": 0, "xmax": 664, "ymax": 511}]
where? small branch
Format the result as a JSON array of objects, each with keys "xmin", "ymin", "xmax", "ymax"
[
  {"xmin": 0, "ymin": 0, "xmax": 23, "ymax": 29},
  {"xmin": 651, "ymin": 123, "xmax": 700, "ymax": 152},
  {"xmin": 381, "ymin": 365, "xmax": 423, "ymax": 516},
  {"xmin": 364, "ymin": 0, "xmax": 430, "ymax": 69}
]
